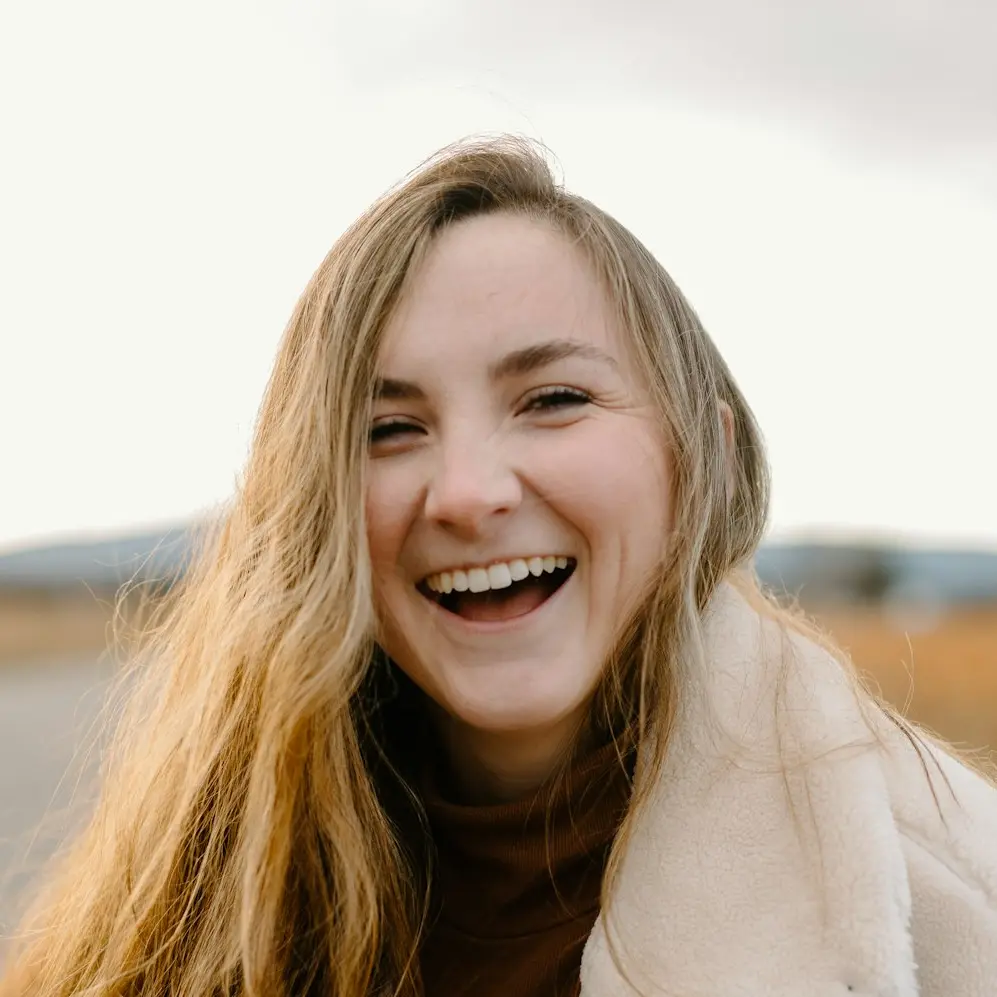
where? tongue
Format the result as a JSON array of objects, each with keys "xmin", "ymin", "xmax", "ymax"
[{"xmin": 453, "ymin": 576, "xmax": 554, "ymax": 622}]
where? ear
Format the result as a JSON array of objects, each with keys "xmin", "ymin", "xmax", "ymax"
[{"xmin": 719, "ymin": 401, "xmax": 736, "ymax": 501}]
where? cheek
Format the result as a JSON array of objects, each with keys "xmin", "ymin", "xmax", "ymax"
[
  {"xmin": 364, "ymin": 467, "xmax": 416, "ymax": 580},
  {"xmin": 535, "ymin": 421, "xmax": 672, "ymax": 540},
  {"xmin": 364, "ymin": 474, "xmax": 419, "ymax": 661}
]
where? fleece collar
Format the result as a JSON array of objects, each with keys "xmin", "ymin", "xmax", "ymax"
[{"xmin": 580, "ymin": 582, "xmax": 919, "ymax": 996}]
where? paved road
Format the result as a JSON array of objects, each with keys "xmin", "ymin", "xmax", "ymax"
[{"xmin": 0, "ymin": 656, "xmax": 115, "ymax": 947}]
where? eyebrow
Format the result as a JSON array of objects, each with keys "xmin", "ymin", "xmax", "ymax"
[{"xmin": 373, "ymin": 338, "xmax": 617, "ymax": 400}]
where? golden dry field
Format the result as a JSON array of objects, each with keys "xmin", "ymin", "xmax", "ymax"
[
  {"xmin": 1, "ymin": 591, "xmax": 994, "ymax": 754},
  {"xmin": 0, "ymin": 589, "xmax": 122, "ymax": 667},
  {"xmin": 812, "ymin": 603, "xmax": 997, "ymax": 756}
]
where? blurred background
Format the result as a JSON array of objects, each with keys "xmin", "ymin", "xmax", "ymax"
[{"xmin": 1, "ymin": 0, "xmax": 995, "ymax": 946}]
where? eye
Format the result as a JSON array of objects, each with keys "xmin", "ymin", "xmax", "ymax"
[
  {"xmin": 522, "ymin": 386, "xmax": 592, "ymax": 413},
  {"xmin": 369, "ymin": 420, "xmax": 424, "ymax": 445}
]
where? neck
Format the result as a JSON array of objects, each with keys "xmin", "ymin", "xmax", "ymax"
[{"xmin": 433, "ymin": 709, "xmax": 590, "ymax": 805}]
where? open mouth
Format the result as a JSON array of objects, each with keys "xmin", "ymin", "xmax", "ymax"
[{"xmin": 417, "ymin": 558, "xmax": 577, "ymax": 623}]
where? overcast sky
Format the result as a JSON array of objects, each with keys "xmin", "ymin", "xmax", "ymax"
[{"xmin": 2, "ymin": 0, "xmax": 995, "ymax": 554}]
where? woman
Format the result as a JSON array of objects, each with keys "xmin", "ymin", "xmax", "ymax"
[{"xmin": 3, "ymin": 137, "xmax": 996, "ymax": 996}]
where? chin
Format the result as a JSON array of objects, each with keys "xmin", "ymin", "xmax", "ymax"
[{"xmin": 442, "ymin": 678, "xmax": 592, "ymax": 736}]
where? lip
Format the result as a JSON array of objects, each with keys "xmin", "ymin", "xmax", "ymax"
[{"xmin": 418, "ymin": 562, "xmax": 577, "ymax": 635}]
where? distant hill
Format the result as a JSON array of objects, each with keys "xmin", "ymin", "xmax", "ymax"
[
  {"xmin": 1, "ymin": 525, "xmax": 997, "ymax": 607},
  {"xmin": 754, "ymin": 543, "xmax": 997, "ymax": 606},
  {"xmin": 0, "ymin": 527, "xmax": 194, "ymax": 589}
]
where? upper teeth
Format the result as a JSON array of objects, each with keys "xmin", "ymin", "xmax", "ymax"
[{"xmin": 424, "ymin": 556, "xmax": 570, "ymax": 594}]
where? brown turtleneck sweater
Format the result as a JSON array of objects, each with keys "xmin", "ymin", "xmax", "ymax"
[{"xmin": 418, "ymin": 739, "xmax": 635, "ymax": 997}]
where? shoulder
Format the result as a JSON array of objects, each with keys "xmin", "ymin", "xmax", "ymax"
[
  {"xmin": 880, "ymin": 723, "xmax": 997, "ymax": 990},
  {"xmin": 583, "ymin": 582, "xmax": 997, "ymax": 996},
  {"xmin": 704, "ymin": 582, "xmax": 997, "ymax": 887},
  {"xmin": 710, "ymin": 582, "xmax": 997, "ymax": 987}
]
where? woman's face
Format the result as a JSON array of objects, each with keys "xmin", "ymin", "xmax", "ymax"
[{"xmin": 365, "ymin": 213, "xmax": 672, "ymax": 743}]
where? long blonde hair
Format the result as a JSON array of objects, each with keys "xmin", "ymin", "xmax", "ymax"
[{"xmin": 0, "ymin": 136, "xmax": 955, "ymax": 997}]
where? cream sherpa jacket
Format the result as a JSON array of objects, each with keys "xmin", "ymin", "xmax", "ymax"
[{"xmin": 580, "ymin": 583, "xmax": 997, "ymax": 996}]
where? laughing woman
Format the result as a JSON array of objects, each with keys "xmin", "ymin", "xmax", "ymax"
[{"xmin": 4, "ymin": 138, "xmax": 996, "ymax": 997}]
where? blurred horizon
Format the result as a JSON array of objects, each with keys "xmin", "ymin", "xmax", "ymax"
[
  {"xmin": 3, "ymin": 518, "xmax": 997, "ymax": 606},
  {"xmin": 5, "ymin": 518, "xmax": 997, "ymax": 563},
  {"xmin": 2, "ymin": 519, "xmax": 995, "ymax": 765}
]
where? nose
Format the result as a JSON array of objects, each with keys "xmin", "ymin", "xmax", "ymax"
[{"xmin": 423, "ymin": 437, "xmax": 522, "ymax": 537}]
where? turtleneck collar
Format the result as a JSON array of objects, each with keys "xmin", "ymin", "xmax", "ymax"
[{"xmin": 419, "ymin": 734, "xmax": 635, "ymax": 939}]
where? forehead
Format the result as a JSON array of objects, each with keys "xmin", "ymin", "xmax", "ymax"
[{"xmin": 378, "ymin": 213, "xmax": 624, "ymax": 375}]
